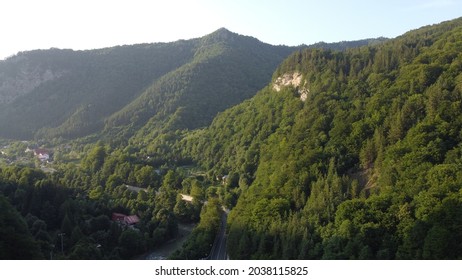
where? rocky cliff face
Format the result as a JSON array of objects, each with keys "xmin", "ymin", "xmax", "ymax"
[
  {"xmin": 272, "ymin": 72, "xmax": 309, "ymax": 101},
  {"xmin": 0, "ymin": 57, "xmax": 64, "ymax": 105}
]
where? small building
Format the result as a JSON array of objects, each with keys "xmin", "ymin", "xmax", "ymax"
[
  {"xmin": 124, "ymin": 215, "xmax": 140, "ymax": 225},
  {"xmin": 180, "ymin": 194, "xmax": 194, "ymax": 202},
  {"xmin": 34, "ymin": 148, "xmax": 51, "ymax": 162},
  {"xmin": 112, "ymin": 213, "xmax": 126, "ymax": 222},
  {"xmin": 111, "ymin": 213, "xmax": 140, "ymax": 226}
]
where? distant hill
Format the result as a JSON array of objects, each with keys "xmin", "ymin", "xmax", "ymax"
[
  {"xmin": 0, "ymin": 28, "xmax": 382, "ymax": 140},
  {"xmin": 0, "ymin": 41, "xmax": 197, "ymax": 139},
  {"xmin": 309, "ymin": 37, "xmax": 388, "ymax": 50}
]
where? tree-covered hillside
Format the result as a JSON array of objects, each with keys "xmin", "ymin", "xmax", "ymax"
[
  {"xmin": 183, "ymin": 17, "xmax": 462, "ymax": 259},
  {"xmin": 0, "ymin": 28, "xmax": 387, "ymax": 259},
  {"xmin": 0, "ymin": 29, "xmax": 383, "ymax": 141},
  {"xmin": 0, "ymin": 29, "xmax": 293, "ymax": 139},
  {"xmin": 2, "ymin": 16, "xmax": 461, "ymax": 259},
  {"xmin": 104, "ymin": 28, "xmax": 298, "ymax": 144},
  {"xmin": 0, "ymin": 43, "xmax": 195, "ymax": 139}
]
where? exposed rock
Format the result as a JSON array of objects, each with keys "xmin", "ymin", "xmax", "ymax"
[
  {"xmin": 299, "ymin": 88, "xmax": 309, "ymax": 102},
  {"xmin": 0, "ymin": 63, "xmax": 64, "ymax": 105},
  {"xmin": 273, "ymin": 72, "xmax": 309, "ymax": 101},
  {"xmin": 273, "ymin": 72, "xmax": 302, "ymax": 91}
]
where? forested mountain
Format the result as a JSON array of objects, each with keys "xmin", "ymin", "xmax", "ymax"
[
  {"xmin": 0, "ymin": 44, "xmax": 194, "ymax": 139},
  {"xmin": 5, "ymin": 16, "xmax": 461, "ymax": 260},
  {"xmin": 0, "ymin": 29, "xmax": 383, "ymax": 141},
  {"xmin": 103, "ymin": 28, "xmax": 297, "ymax": 144},
  {"xmin": 182, "ymin": 17, "xmax": 462, "ymax": 259},
  {"xmin": 0, "ymin": 29, "xmax": 288, "ymax": 139},
  {"xmin": 0, "ymin": 27, "xmax": 389, "ymax": 260}
]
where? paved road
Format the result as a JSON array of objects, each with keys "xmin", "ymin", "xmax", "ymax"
[{"xmin": 209, "ymin": 210, "xmax": 228, "ymax": 260}]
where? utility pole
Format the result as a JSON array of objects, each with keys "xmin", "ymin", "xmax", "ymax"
[
  {"xmin": 50, "ymin": 244, "xmax": 54, "ymax": 260},
  {"xmin": 58, "ymin": 233, "xmax": 65, "ymax": 255}
]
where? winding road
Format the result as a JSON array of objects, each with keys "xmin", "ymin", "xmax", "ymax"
[{"xmin": 208, "ymin": 210, "xmax": 228, "ymax": 260}]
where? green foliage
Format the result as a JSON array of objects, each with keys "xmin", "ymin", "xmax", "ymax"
[
  {"xmin": 118, "ymin": 229, "xmax": 146, "ymax": 258},
  {"xmin": 0, "ymin": 148, "xmax": 181, "ymax": 259},
  {"xmin": 182, "ymin": 17, "xmax": 462, "ymax": 259},
  {"xmin": 0, "ymin": 194, "xmax": 42, "ymax": 259},
  {"xmin": 81, "ymin": 143, "xmax": 106, "ymax": 173},
  {"xmin": 2, "ymin": 18, "xmax": 462, "ymax": 260},
  {"xmin": 170, "ymin": 198, "xmax": 221, "ymax": 259}
]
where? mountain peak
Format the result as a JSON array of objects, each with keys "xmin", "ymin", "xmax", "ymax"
[
  {"xmin": 212, "ymin": 27, "xmax": 234, "ymax": 35},
  {"xmin": 203, "ymin": 28, "xmax": 239, "ymax": 42}
]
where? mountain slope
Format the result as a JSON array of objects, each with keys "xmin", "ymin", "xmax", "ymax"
[
  {"xmin": 0, "ymin": 29, "xmax": 383, "ymax": 141},
  {"xmin": 183, "ymin": 17, "xmax": 462, "ymax": 259},
  {"xmin": 104, "ymin": 28, "xmax": 297, "ymax": 140},
  {"xmin": 0, "ymin": 28, "xmax": 294, "ymax": 139},
  {"xmin": 0, "ymin": 42, "xmax": 196, "ymax": 139}
]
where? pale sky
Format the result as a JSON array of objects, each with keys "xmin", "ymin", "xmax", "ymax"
[{"xmin": 1, "ymin": 0, "xmax": 461, "ymax": 60}]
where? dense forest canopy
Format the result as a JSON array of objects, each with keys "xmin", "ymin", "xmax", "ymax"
[{"xmin": 1, "ymin": 18, "xmax": 462, "ymax": 260}]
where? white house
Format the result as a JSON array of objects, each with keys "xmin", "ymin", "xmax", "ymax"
[{"xmin": 34, "ymin": 148, "xmax": 50, "ymax": 162}]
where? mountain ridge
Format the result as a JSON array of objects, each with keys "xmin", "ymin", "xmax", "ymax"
[{"xmin": 0, "ymin": 28, "xmax": 383, "ymax": 140}]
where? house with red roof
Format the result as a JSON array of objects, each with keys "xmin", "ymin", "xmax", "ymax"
[{"xmin": 111, "ymin": 213, "xmax": 140, "ymax": 226}]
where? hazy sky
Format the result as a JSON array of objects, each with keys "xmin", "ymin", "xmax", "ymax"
[{"xmin": 1, "ymin": 0, "xmax": 461, "ymax": 59}]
